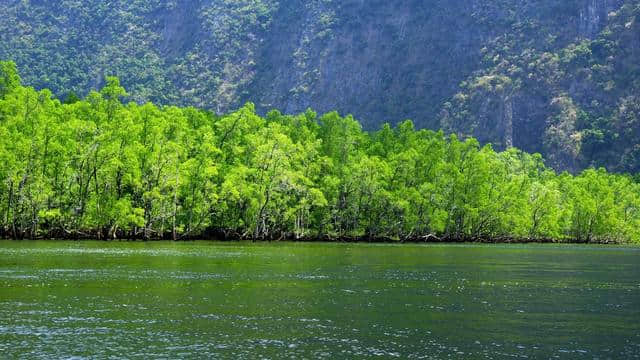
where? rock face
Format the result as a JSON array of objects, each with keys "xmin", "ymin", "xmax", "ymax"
[
  {"xmin": 0, "ymin": 0, "xmax": 638, "ymax": 171},
  {"xmin": 579, "ymin": 0, "xmax": 621, "ymax": 37},
  {"xmin": 251, "ymin": 1, "xmax": 486, "ymax": 130}
]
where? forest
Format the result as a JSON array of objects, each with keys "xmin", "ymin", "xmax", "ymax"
[{"xmin": 1, "ymin": 61, "xmax": 639, "ymax": 243}]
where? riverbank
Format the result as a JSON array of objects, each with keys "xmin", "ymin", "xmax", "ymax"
[{"xmin": 0, "ymin": 229, "xmax": 626, "ymax": 245}]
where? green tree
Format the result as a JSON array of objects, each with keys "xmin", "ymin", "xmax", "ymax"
[{"xmin": 0, "ymin": 61, "xmax": 20, "ymax": 99}]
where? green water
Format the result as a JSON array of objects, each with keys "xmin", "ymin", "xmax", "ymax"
[{"xmin": 0, "ymin": 241, "xmax": 639, "ymax": 359}]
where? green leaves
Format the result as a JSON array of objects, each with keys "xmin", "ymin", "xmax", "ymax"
[
  {"xmin": 0, "ymin": 61, "xmax": 20, "ymax": 99},
  {"xmin": 0, "ymin": 71, "xmax": 638, "ymax": 243}
]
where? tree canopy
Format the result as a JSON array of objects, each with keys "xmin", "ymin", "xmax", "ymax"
[{"xmin": 0, "ymin": 62, "xmax": 638, "ymax": 243}]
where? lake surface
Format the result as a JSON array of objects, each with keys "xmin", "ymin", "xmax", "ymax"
[{"xmin": 0, "ymin": 241, "xmax": 639, "ymax": 359}]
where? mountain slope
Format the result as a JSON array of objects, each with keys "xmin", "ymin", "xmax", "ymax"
[
  {"xmin": 443, "ymin": 1, "xmax": 640, "ymax": 172},
  {"xmin": 0, "ymin": 0, "xmax": 638, "ymax": 171}
]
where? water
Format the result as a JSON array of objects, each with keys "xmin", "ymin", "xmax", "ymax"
[{"xmin": 0, "ymin": 241, "xmax": 639, "ymax": 359}]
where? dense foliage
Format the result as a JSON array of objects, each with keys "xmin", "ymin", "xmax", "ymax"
[
  {"xmin": 1, "ymin": 62, "xmax": 638, "ymax": 243},
  {"xmin": 0, "ymin": 0, "xmax": 280, "ymax": 109}
]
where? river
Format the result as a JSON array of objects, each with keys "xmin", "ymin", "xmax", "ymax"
[{"xmin": 1, "ymin": 241, "xmax": 639, "ymax": 359}]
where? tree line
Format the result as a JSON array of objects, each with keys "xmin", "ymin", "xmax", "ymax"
[{"xmin": 1, "ymin": 61, "xmax": 639, "ymax": 243}]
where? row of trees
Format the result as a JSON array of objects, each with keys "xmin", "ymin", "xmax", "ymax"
[{"xmin": 1, "ymin": 62, "xmax": 639, "ymax": 243}]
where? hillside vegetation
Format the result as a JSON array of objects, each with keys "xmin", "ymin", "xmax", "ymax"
[
  {"xmin": 1, "ymin": 0, "xmax": 639, "ymax": 171},
  {"xmin": 1, "ymin": 63, "xmax": 639, "ymax": 243}
]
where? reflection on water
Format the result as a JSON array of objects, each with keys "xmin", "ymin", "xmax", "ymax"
[{"xmin": 0, "ymin": 241, "xmax": 639, "ymax": 359}]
